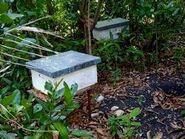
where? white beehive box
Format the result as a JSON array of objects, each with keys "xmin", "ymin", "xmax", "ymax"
[
  {"xmin": 93, "ymin": 18, "xmax": 129, "ymax": 40},
  {"xmin": 26, "ymin": 51, "xmax": 101, "ymax": 94}
]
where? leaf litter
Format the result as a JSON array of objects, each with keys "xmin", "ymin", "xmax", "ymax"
[{"xmin": 68, "ymin": 63, "xmax": 185, "ymax": 139}]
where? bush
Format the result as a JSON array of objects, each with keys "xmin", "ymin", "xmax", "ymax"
[
  {"xmin": 108, "ymin": 108, "xmax": 141, "ymax": 138},
  {"xmin": 0, "ymin": 81, "xmax": 91, "ymax": 139}
]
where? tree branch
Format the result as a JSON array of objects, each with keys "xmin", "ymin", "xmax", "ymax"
[{"xmin": 92, "ymin": 0, "xmax": 104, "ymax": 30}]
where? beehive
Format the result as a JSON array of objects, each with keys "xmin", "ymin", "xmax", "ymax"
[
  {"xmin": 26, "ymin": 51, "xmax": 101, "ymax": 94},
  {"xmin": 93, "ymin": 18, "xmax": 129, "ymax": 40}
]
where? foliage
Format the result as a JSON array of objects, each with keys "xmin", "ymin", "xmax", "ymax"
[
  {"xmin": 105, "ymin": 0, "xmax": 184, "ymax": 35},
  {"xmin": 71, "ymin": 130, "xmax": 93, "ymax": 138},
  {"xmin": 180, "ymin": 109, "xmax": 185, "ymax": 117},
  {"xmin": 0, "ymin": 0, "xmax": 185, "ymax": 138},
  {"xmin": 126, "ymin": 46, "xmax": 144, "ymax": 62},
  {"xmin": 137, "ymin": 95, "xmax": 145, "ymax": 106},
  {"xmin": 108, "ymin": 108, "xmax": 141, "ymax": 138},
  {"xmin": 0, "ymin": 81, "xmax": 92, "ymax": 139},
  {"xmin": 103, "ymin": 0, "xmax": 185, "ymax": 72},
  {"xmin": 172, "ymin": 47, "xmax": 185, "ymax": 68},
  {"xmin": 125, "ymin": 45, "xmax": 145, "ymax": 70},
  {"xmin": 0, "ymin": 1, "xmax": 32, "ymax": 94},
  {"xmin": 172, "ymin": 47, "xmax": 185, "ymax": 76},
  {"xmin": 1, "ymin": 0, "xmax": 185, "ymax": 79},
  {"xmin": 111, "ymin": 68, "xmax": 122, "ymax": 84},
  {"xmin": 94, "ymin": 40, "xmax": 123, "ymax": 70},
  {"xmin": 93, "ymin": 40, "xmax": 124, "ymax": 82},
  {"xmin": 93, "ymin": 0, "xmax": 185, "ymax": 74}
]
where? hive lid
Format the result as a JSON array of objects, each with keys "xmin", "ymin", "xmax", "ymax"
[
  {"xmin": 94, "ymin": 18, "xmax": 129, "ymax": 31},
  {"xmin": 26, "ymin": 51, "xmax": 101, "ymax": 78}
]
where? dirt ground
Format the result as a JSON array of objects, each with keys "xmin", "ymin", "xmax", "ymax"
[{"xmin": 69, "ymin": 63, "xmax": 185, "ymax": 139}]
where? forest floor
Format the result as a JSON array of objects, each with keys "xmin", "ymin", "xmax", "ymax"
[{"xmin": 69, "ymin": 63, "xmax": 185, "ymax": 139}]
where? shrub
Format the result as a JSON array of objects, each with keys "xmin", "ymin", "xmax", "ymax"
[{"xmin": 0, "ymin": 81, "xmax": 91, "ymax": 139}]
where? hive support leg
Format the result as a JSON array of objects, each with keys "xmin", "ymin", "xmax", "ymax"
[{"xmin": 87, "ymin": 89, "xmax": 92, "ymax": 120}]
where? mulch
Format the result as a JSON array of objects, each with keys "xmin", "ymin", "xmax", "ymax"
[{"xmin": 69, "ymin": 64, "xmax": 185, "ymax": 139}]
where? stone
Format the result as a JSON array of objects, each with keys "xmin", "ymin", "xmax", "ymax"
[
  {"xmin": 26, "ymin": 51, "xmax": 101, "ymax": 94},
  {"xmin": 91, "ymin": 113, "xmax": 99, "ymax": 118},
  {"xmin": 114, "ymin": 110, "xmax": 124, "ymax": 117},
  {"xmin": 96, "ymin": 95, "xmax": 104, "ymax": 103},
  {"xmin": 111, "ymin": 106, "xmax": 119, "ymax": 111}
]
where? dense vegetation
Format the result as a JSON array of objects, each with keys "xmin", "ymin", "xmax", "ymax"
[{"xmin": 0, "ymin": 0, "xmax": 185, "ymax": 138}]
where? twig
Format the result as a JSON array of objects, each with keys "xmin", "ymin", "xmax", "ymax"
[
  {"xmin": 155, "ymin": 33, "xmax": 159, "ymax": 74},
  {"xmin": 0, "ymin": 65, "xmax": 11, "ymax": 73},
  {"xmin": 87, "ymin": 0, "xmax": 92, "ymax": 54},
  {"xmin": 145, "ymin": 108, "xmax": 159, "ymax": 115},
  {"xmin": 0, "ymin": 44, "xmax": 45, "ymax": 57},
  {"xmin": 0, "ymin": 37, "xmax": 53, "ymax": 53},
  {"xmin": 92, "ymin": 0, "xmax": 103, "ymax": 29},
  {"xmin": 0, "ymin": 58, "xmax": 33, "ymax": 68},
  {"xmin": 0, "ymin": 52, "xmax": 29, "ymax": 61},
  {"xmin": 0, "ymin": 105, "xmax": 56, "ymax": 134},
  {"xmin": 6, "ymin": 33, "xmax": 58, "ymax": 54},
  {"xmin": 5, "ymin": 15, "xmax": 51, "ymax": 34},
  {"xmin": 17, "ymin": 26, "xmax": 64, "ymax": 39},
  {"xmin": 42, "ymin": 35, "xmax": 54, "ymax": 48},
  {"xmin": 0, "ymin": 65, "xmax": 11, "ymax": 77},
  {"xmin": 0, "ymin": 71, "xmax": 12, "ymax": 78},
  {"xmin": 8, "ymin": 119, "xmax": 56, "ymax": 133}
]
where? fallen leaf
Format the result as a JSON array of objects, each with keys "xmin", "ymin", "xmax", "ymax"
[
  {"xmin": 96, "ymin": 128, "xmax": 105, "ymax": 136},
  {"xmin": 153, "ymin": 132, "xmax": 163, "ymax": 139}
]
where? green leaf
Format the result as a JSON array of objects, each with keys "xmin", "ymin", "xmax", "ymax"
[
  {"xmin": 35, "ymin": 98, "xmax": 49, "ymax": 112},
  {"xmin": 1, "ymin": 94, "xmax": 15, "ymax": 106},
  {"xmin": 12, "ymin": 89, "xmax": 21, "ymax": 104},
  {"xmin": 180, "ymin": 110, "xmax": 185, "ymax": 117},
  {"xmin": 125, "ymin": 128, "xmax": 134, "ymax": 138},
  {"xmin": 1, "ymin": 89, "xmax": 21, "ymax": 106},
  {"xmin": 63, "ymin": 82, "xmax": 73, "ymax": 105},
  {"xmin": 0, "ymin": 2, "xmax": 9, "ymax": 14},
  {"xmin": 0, "ymin": 86, "xmax": 10, "ymax": 96},
  {"xmin": 7, "ymin": 13, "xmax": 24, "ymax": 20},
  {"xmin": 2, "ymin": 78, "xmax": 12, "ymax": 84},
  {"xmin": 33, "ymin": 104, "xmax": 43, "ymax": 113},
  {"xmin": 44, "ymin": 81, "xmax": 53, "ymax": 94},
  {"xmin": 54, "ymin": 104, "xmax": 64, "ymax": 112},
  {"xmin": 129, "ymin": 108, "xmax": 141, "ymax": 119},
  {"xmin": 0, "ymin": 131, "xmax": 16, "ymax": 139},
  {"xmin": 65, "ymin": 102, "xmax": 80, "ymax": 113},
  {"xmin": 0, "ymin": 104, "xmax": 10, "ymax": 119},
  {"xmin": 23, "ymin": 136, "xmax": 32, "ymax": 139},
  {"xmin": 53, "ymin": 122, "xmax": 68, "ymax": 139},
  {"xmin": 131, "ymin": 122, "xmax": 141, "ymax": 127},
  {"xmin": 15, "ymin": 105, "xmax": 24, "ymax": 113},
  {"xmin": 71, "ymin": 130, "xmax": 92, "ymax": 138},
  {"xmin": 119, "ymin": 115, "xmax": 130, "ymax": 126},
  {"xmin": 54, "ymin": 89, "xmax": 64, "ymax": 100},
  {"xmin": 21, "ymin": 98, "xmax": 32, "ymax": 108},
  {"xmin": 172, "ymin": 8, "xmax": 180, "ymax": 16},
  {"xmin": 0, "ymin": 14, "xmax": 13, "ymax": 24},
  {"xmin": 71, "ymin": 83, "xmax": 78, "ymax": 95},
  {"xmin": 32, "ymin": 132, "xmax": 43, "ymax": 139}
]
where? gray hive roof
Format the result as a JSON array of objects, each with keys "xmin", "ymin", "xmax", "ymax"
[
  {"xmin": 94, "ymin": 18, "xmax": 129, "ymax": 31},
  {"xmin": 26, "ymin": 51, "xmax": 101, "ymax": 78}
]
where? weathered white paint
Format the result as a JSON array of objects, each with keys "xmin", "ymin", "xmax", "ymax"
[
  {"xmin": 93, "ymin": 27, "xmax": 126, "ymax": 40},
  {"xmin": 31, "ymin": 65, "xmax": 98, "ymax": 94}
]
